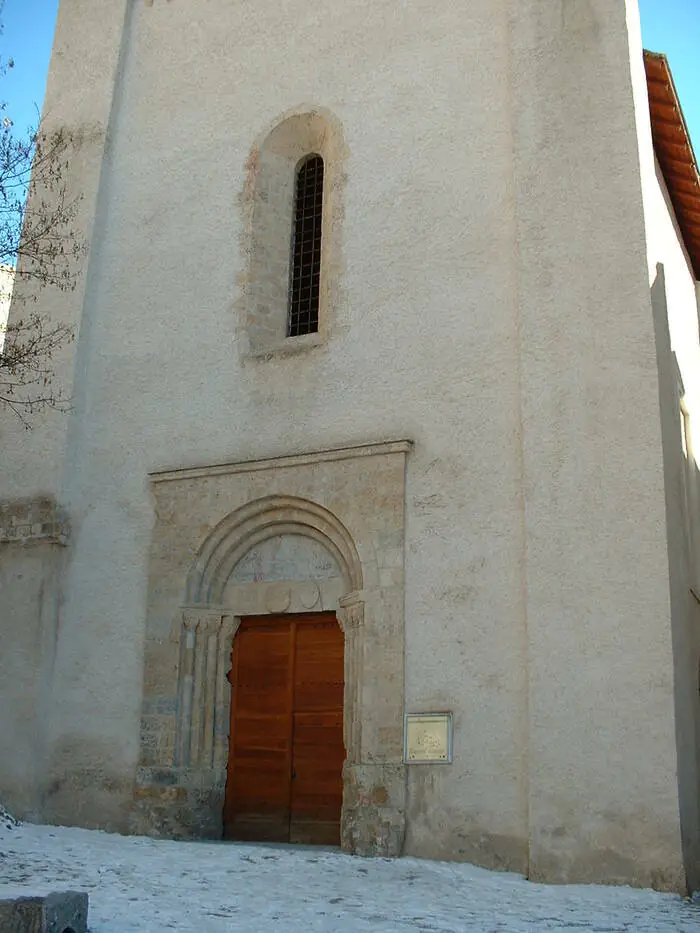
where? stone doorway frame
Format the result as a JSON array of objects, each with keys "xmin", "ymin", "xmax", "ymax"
[
  {"xmin": 174, "ymin": 495, "xmax": 365, "ymax": 795},
  {"xmin": 135, "ymin": 442, "xmax": 410, "ymax": 855},
  {"xmin": 135, "ymin": 441, "xmax": 412, "ymax": 856}
]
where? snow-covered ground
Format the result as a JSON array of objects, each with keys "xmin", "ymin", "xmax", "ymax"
[{"xmin": 0, "ymin": 820, "xmax": 697, "ymax": 932}]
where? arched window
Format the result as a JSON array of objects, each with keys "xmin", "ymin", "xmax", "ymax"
[
  {"xmin": 288, "ymin": 154, "xmax": 324, "ymax": 337},
  {"xmin": 239, "ymin": 110, "xmax": 344, "ymax": 358}
]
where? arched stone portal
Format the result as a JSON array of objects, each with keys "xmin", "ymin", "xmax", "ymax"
[
  {"xmin": 185, "ymin": 495, "xmax": 363, "ymax": 602},
  {"xmin": 134, "ymin": 442, "xmax": 410, "ymax": 857}
]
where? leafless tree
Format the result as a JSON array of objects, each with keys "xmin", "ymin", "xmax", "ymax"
[{"xmin": 0, "ymin": 3, "xmax": 84, "ymax": 426}]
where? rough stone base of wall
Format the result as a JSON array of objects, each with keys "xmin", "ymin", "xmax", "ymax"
[
  {"xmin": 403, "ymin": 819, "xmax": 529, "ymax": 876},
  {"xmin": 130, "ymin": 767, "xmax": 226, "ymax": 840},
  {"xmin": 131, "ymin": 762, "xmax": 408, "ymax": 857},
  {"xmin": 341, "ymin": 762, "xmax": 406, "ymax": 858},
  {"xmin": 0, "ymin": 495, "xmax": 70, "ymax": 827},
  {"xmin": 529, "ymin": 839, "xmax": 687, "ymax": 894}
]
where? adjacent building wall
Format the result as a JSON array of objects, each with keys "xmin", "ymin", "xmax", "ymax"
[
  {"xmin": 627, "ymin": 3, "xmax": 700, "ymax": 891},
  {"xmin": 0, "ymin": 265, "xmax": 14, "ymax": 352},
  {"xmin": 506, "ymin": 0, "xmax": 684, "ymax": 889}
]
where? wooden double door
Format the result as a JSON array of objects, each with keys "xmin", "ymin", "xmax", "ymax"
[{"xmin": 224, "ymin": 612, "xmax": 345, "ymax": 845}]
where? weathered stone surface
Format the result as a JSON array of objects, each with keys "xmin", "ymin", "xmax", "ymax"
[
  {"xmin": 341, "ymin": 762, "xmax": 406, "ymax": 858},
  {"xmin": 0, "ymin": 496, "xmax": 69, "ymax": 545},
  {"xmin": 0, "ymin": 891, "xmax": 88, "ymax": 933}
]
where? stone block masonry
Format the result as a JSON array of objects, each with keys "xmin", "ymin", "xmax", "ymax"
[{"xmin": 0, "ymin": 891, "xmax": 88, "ymax": 933}]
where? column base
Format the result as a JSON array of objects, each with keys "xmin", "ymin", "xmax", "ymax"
[{"xmin": 341, "ymin": 761, "xmax": 406, "ymax": 858}]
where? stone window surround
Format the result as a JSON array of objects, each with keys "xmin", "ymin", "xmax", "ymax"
[{"xmin": 236, "ymin": 106, "xmax": 346, "ymax": 360}]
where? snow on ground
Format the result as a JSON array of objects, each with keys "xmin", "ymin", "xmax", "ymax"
[{"xmin": 0, "ymin": 821, "xmax": 697, "ymax": 932}]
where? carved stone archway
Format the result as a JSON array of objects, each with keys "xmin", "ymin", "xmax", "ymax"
[
  {"xmin": 185, "ymin": 495, "xmax": 363, "ymax": 603},
  {"xmin": 134, "ymin": 442, "xmax": 410, "ymax": 856},
  {"xmin": 170, "ymin": 494, "xmax": 403, "ymax": 856}
]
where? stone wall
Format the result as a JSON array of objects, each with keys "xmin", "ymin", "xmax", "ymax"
[{"xmin": 0, "ymin": 497, "xmax": 68, "ymax": 819}]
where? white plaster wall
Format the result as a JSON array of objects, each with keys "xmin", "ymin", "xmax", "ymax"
[
  {"xmin": 510, "ymin": 0, "xmax": 683, "ymax": 889},
  {"xmin": 627, "ymin": 1, "xmax": 700, "ymax": 889},
  {"xmin": 0, "ymin": 265, "xmax": 14, "ymax": 352},
  {"xmin": 36, "ymin": 0, "xmax": 527, "ymax": 862},
  {"xmin": 0, "ymin": 544, "xmax": 58, "ymax": 818},
  {"xmin": 643, "ymin": 163, "xmax": 700, "ymax": 445}
]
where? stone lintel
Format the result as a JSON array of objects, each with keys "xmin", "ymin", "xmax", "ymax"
[{"xmin": 148, "ymin": 439, "xmax": 413, "ymax": 484}]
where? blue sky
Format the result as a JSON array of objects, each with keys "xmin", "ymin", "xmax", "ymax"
[
  {"xmin": 1, "ymin": 0, "xmax": 57, "ymax": 134},
  {"xmin": 639, "ymin": 0, "xmax": 700, "ymax": 153},
  {"xmin": 0, "ymin": 0, "xmax": 698, "ymax": 153}
]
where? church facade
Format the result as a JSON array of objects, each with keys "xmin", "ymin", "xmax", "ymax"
[{"xmin": 1, "ymin": 0, "xmax": 699, "ymax": 893}]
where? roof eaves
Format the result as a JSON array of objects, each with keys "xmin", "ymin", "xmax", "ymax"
[{"xmin": 644, "ymin": 50, "xmax": 700, "ymax": 281}]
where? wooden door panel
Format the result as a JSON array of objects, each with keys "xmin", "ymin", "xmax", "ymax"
[
  {"xmin": 289, "ymin": 820, "xmax": 342, "ymax": 845},
  {"xmin": 292, "ymin": 720, "xmax": 345, "ymax": 816},
  {"xmin": 293, "ymin": 624, "xmax": 344, "ymax": 711},
  {"xmin": 292, "ymin": 710, "xmax": 345, "ymax": 744},
  {"xmin": 290, "ymin": 619, "xmax": 345, "ymax": 845},
  {"xmin": 224, "ymin": 620, "xmax": 293, "ymax": 842},
  {"xmin": 226, "ymin": 767, "xmax": 290, "ymax": 841},
  {"xmin": 231, "ymin": 714, "xmax": 289, "ymax": 752},
  {"xmin": 234, "ymin": 627, "xmax": 290, "ymax": 715},
  {"xmin": 224, "ymin": 613, "xmax": 345, "ymax": 846}
]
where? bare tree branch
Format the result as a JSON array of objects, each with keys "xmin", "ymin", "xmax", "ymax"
[{"xmin": 0, "ymin": 3, "xmax": 85, "ymax": 426}]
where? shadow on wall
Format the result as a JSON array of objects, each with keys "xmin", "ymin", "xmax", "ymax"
[{"xmin": 651, "ymin": 263, "xmax": 700, "ymax": 894}]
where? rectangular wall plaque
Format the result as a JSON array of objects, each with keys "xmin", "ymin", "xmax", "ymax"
[{"xmin": 404, "ymin": 712, "xmax": 453, "ymax": 764}]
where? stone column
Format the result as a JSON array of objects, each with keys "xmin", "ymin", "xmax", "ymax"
[
  {"xmin": 338, "ymin": 591, "xmax": 406, "ymax": 858},
  {"xmin": 175, "ymin": 609, "xmax": 231, "ymax": 770},
  {"xmin": 175, "ymin": 612, "xmax": 195, "ymax": 767},
  {"xmin": 338, "ymin": 592, "xmax": 364, "ymax": 763}
]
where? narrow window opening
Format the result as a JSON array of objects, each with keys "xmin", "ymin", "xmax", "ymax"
[{"xmin": 288, "ymin": 154, "xmax": 324, "ymax": 337}]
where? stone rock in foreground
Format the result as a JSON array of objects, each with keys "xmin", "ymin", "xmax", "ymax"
[
  {"xmin": 0, "ymin": 805, "xmax": 20, "ymax": 830},
  {"xmin": 0, "ymin": 891, "xmax": 88, "ymax": 933}
]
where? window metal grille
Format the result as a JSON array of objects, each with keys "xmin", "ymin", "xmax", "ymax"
[{"xmin": 288, "ymin": 154, "xmax": 324, "ymax": 337}]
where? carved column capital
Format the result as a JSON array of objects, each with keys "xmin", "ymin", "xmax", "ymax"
[
  {"xmin": 337, "ymin": 591, "xmax": 365, "ymax": 633},
  {"xmin": 199, "ymin": 613, "xmax": 224, "ymax": 636},
  {"xmin": 181, "ymin": 608, "xmax": 225, "ymax": 635}
]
